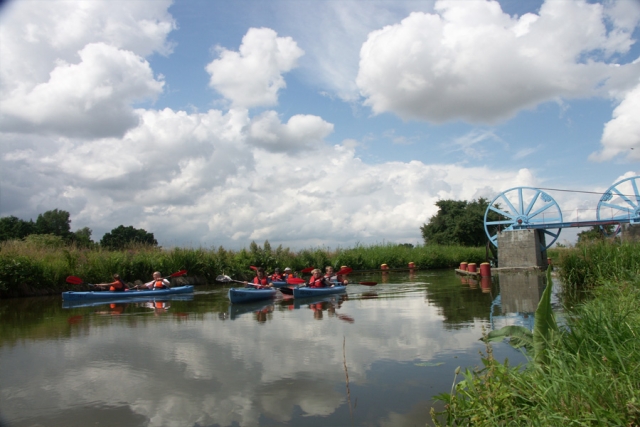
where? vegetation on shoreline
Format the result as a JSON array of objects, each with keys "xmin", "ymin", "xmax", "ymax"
[
  {"xmin": 432, "ymin": 240, "xmax": 640, "ymax": 426},
  {"xmin": 0, "ymin": 239, "xmax": 487, "ymax": 297}
]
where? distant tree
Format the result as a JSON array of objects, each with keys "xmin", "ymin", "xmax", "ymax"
[
  {"xmin": 577, "ymin": 225, "xmax": 615, "ymax": 244},
  {"xmin": 35, "ymin": 209, "xmax": 71, "ymax": 239},
  {"xmin": 100, "ymin": 225, "xmax": 157, "ymax": 249},
  {"xmin": 0, "ymin": 216, "xmax": 36, "ymax": 242},
  {"xmin": 421, "ymin": 198, "xmax": 497, "ymax": 247},
  {"xmin": 72, "ymin": 226, "xmax": 94, "ymax": 248}
]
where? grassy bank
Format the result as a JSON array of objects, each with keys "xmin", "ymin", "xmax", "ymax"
[
  {"xmin": 432, "ymin": 240, "xmax": 640, "ymax": 426},
  {"xmin": 0, "ymin": 239, "xmax": 487, "ymax": 297}
]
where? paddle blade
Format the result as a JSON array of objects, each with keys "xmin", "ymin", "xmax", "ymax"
[
  {"xmin": 359, "ymin": 281, "xmax": 378, "ymax": 286},
  {"xmin": 169, "ymin": 270, "xmax": 187, "ymax": 278},
  {"xmin": 336, "ymin": 267, "xmax": 353, "ymax": 276},
  {"xmin": 216, "ymin": 275, "xmax": 232, "ymax": 283},
  {"xmin": 66, "ymin": 276, "xmax": 84, "ymax": 285},
  {"xmin": 287, "ymin": 277, "xmax": 306, "ymax": 285},
  {"xmin": 301, "ymin": 267, "xmax": 315, "ymax": 273},
  {"xmin": 250, "ymin": 266, "xmax": 258, "ymax": 271}
]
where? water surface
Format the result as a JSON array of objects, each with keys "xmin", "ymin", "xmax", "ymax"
[{"xmin": 0, "ymin": 270, "xmax": 540, "ymax": 426}]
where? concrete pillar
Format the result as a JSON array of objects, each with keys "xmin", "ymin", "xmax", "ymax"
[{"xmin": 497, "ymin": 229, "xmax": 548, "ymax": 270}]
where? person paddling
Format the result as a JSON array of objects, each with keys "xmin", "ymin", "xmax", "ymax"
[
  {"xmin": 149, "ymin": 271, "xmax": 170, "ymax": 289},
  {"xmin": 283, "ymin": 267, "xmax": 296, "ymax": 280},
  {"xmin": 308, "ymin": 269, "xmax": 331, "ymax": 288},
  {"xmin": 325, "ymin": 266, "xmax": 348, "ymax": 285},
  {"xmin": 270, "ymin": 268, "xmax": 284, "ymax": 282},
  {"xmin": 246, "ymin": 267, "xmax": 272, "ymax": 289},
  {"xmin": 95, "ymin": 274, "xmax": 128, "ymax": 292}
]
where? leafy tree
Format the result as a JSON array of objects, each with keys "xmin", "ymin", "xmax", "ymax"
[
  {"xmin": 72, "ymin": 226, "xmax": 94, "ymax": 248},
  {"xmin": 577, "ymin": 225, "xmax": 615, "ymax": 244},
  {"xmin": 100, "ymin": 225, "xmax": 157, "ymax": 249},
  {"xmin": 0, "ymin": 216, "xmax": 36, "ymax": 242},
  {"xmin": 35, "ymin": 209, "xmax": 71, "ymax": 239},
  {"xmin": 421, "ymin": 198, "xmax": 497, "ymax": 247}
]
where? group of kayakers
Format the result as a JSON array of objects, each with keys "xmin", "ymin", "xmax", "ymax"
[
  {"xmin": 246, "ymin": 266, "xmax": 348, "ymax": 289},
  {"xmin": 94, "ymin": 272, "xmax": 171, "ymax": 292}
]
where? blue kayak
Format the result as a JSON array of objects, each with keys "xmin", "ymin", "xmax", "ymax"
[
  {"xmin": 228, "ymin": 287, "xmax": 277, "ymax": 304},
  {"xmin": 62, "ymin": 285, "xmax": 194, "ymax": 301},
  {"xmin": 293, "ymin": 285, "xmax": 347, "ymax": 298}
]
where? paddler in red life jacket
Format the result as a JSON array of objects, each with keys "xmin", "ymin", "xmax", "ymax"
[
  {"xmin": 96, "ymin": 274, "xmax": 128, "ymax": 292},
  {"xmin": 151, "ymin": 271, "xmax": 170, "ymax": 289},
  {"xmin": 283, "ymin": 267, "xmax": 296, "ymax": 280},
  {"xmin": 270, "ymin": 268, "xmax": 284, "ymax": 282},
  {"xmin": 325, "ymin": 266, "xmax": 348, "ymax": 286},
  {"xmin": 246, "ymin": 267, "xmax": 272, "ymax": 289},
  {"xmin": 308, "ymin": 269, "xmax": 332, "ymax": 288}
]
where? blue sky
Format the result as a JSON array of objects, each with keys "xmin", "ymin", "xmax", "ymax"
[{"xmin": 1, "ymin": 0, "xmax": 639, "ymax": 249}]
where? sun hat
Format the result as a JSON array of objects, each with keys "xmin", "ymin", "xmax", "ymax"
[{"xmin": 284, "ymin": 267, "xmax": 292, "ymax": 271}]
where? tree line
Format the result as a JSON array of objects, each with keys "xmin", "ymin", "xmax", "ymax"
[
  {"xmin": 0, "ymin": 209, "xmax": 157, "ymax": 249},
  {"xmin": 3, "ymin": 199, "xmax": 496, "ymax": 252}
]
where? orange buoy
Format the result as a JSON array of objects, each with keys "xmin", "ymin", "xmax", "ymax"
[
  {"xmin": 480, "ymin": 262, "xmax": 491, "ymax": 277},
  {"xmin": 467, "ymin": 263, "xmax": 477, "ymax": 273},
  {"xmin": 460, "ymin": 262, "xmax": 468, "ymax": 271}
]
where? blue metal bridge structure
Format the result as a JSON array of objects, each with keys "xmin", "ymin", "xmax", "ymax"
[{"xmin": 483, "ymin": 175, "xmax": 640, "ymax": 250}]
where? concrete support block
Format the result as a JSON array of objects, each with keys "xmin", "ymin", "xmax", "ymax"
[{"xmin": 497, "ymin": 229, "xmax": 548, "ymax": 270}]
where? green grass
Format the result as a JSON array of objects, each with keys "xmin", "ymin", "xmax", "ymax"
[
  {"xmin": 432, "ymin": 241, "xmax": 640, "ymax": 426},
  {"xmin": 0, "ymin": 239, "xmax": 487, "ymax": 297}
]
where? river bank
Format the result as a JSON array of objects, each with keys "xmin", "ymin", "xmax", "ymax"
[
  {"xmin": 0, "ymin": 239, "xmax": 489, "ymax": 297},
  {"xmin": 432, "ymin": 240, "xmax": 640, "ymax": 426}
]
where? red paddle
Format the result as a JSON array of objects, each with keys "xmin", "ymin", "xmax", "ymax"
[
  {"xmin": 287, "ymin": 277, "xmax": 306, "ymax": 285},
  {"xmin": 301, "ymin": 267, "xmax": 315, "ymax": 273},
  {"xmin": 167, "ymin": 270, "xmax": 188, "ymax": 278},
  {"xmin": 250, "ymin": 266, "xmax": 258, "ymax": 271},
  {"xmin": 336, "ymin": 267, "xmax": 353, "ymax": 276},
  {"xmin": 66, "ymin": 276, "xmax": 85, "ymax": 285}
]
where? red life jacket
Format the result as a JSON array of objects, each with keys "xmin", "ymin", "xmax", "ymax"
[
  {"xmin": 308, "ymin": 277, "xmax": 326, "ymax": 288},
  {"xmin": 253, "ymin": 276, "xmax": 269, "ymax": 285},
  {"xmin": 109, "ymin": 279, "xmax": 126, "ymax": 292},
  {"xmin": 271, "ymin": 273, "xmax": 283, "ymax": 282},
  {"xmin": 154, "ymin": 279, "xmax": 166, "ymax": 289}
]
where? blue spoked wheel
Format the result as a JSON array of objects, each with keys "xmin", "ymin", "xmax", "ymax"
[
  {"xmin": 484, "ymin": 187, "xmax": 563, "ymax": 250},
  {"xmin": 597, "ymin": 176, "xmax": 640, "ymax": 237}
]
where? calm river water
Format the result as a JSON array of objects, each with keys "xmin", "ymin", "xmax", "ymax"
[{"xmin": 0, "ymin": 270, "xmax": 547, "ymax": 427}]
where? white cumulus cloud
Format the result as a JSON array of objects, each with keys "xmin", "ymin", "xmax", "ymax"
[
  {"xmin": 356, "ymin": 0, "xmax": 639, "ymax": 124},
  {"xmin": 590, "ymin": 80, "xmax": 640, "ymax": 161},
  {"xmin": 206, "ymin": 28, "xmax": 304, "ymax": 109}
]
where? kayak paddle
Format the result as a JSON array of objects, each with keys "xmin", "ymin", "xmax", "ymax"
[
  {"xmin": 216, "ymin": 275, "xmax": 270, "ymax": 289},
  {"xmin": 65, "ymin": 276, "xmax": 96, "ymax": 287}
]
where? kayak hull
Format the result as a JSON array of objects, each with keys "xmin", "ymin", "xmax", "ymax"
[
  {"xmin": 62, "ymin": 285, "xmax": 194, "ymax": 301},
  {"xmin": 228, "ymin": 287, "xmax": 277, "ymax": 304},
  {"xmin": 293, "ymin": 285, "xmax": 346, "ymax": 298}
]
